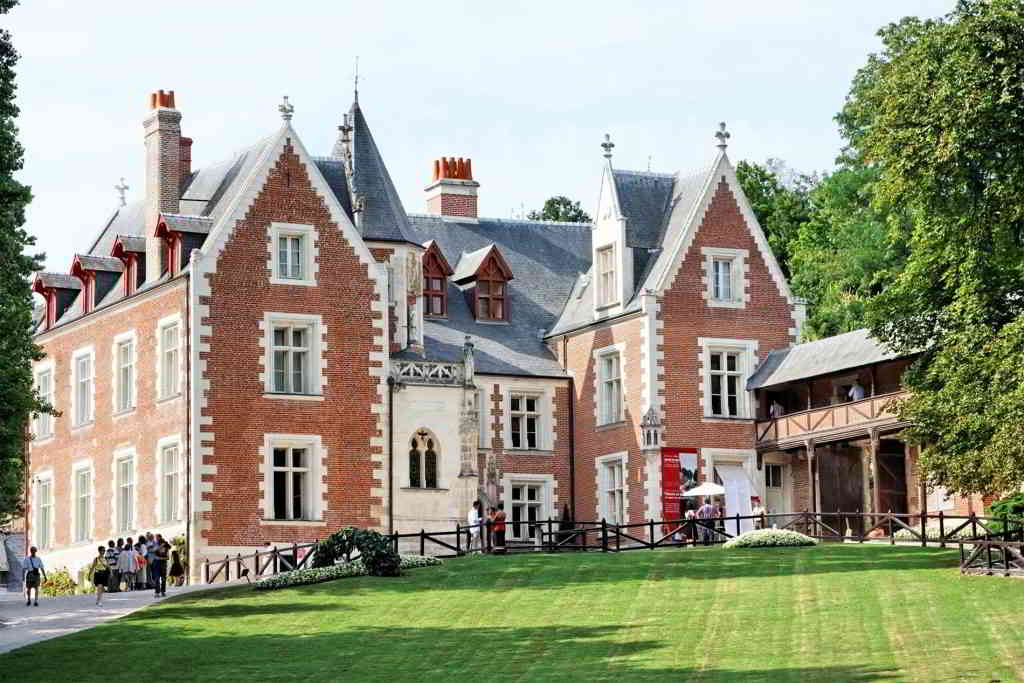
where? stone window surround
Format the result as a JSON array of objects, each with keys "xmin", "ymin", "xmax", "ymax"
[
  {"xmin": 593, "ymin": 342, "xmax": 627, "ymax": 427},
  {"xmin": 701, "ymin": 246, "xmax": 749, "ymax": 309},
  {"xmin": 268, "ymin": 221, "xmax": 318, "ymax": 287},
  {"xmin": 33, "ymin": 467, "xmax": 55, "ymax": 550},
  {"xmin": 70, "ymin": 458, "xmax": 94, "ymax": 544},
  {"xmin": 595, "ymin": 242, "xmax": 618, "ymax": 308},
  {"xmin": 500, "ymin": 380, "xmax": 555, "ymax": 452},
  {"xmin": 697, "ymin": 337, "xmax": 757, "ymax": 420},
  {"xmin": 111, "ymin": 446, "xmax": 138, "ymax": 536},
  {"xmin": 155, "ymin": 313, "xmax": 183, "ymax": 402},
  {"xmin": 70, "ymin": 345, "xmax": 95, "ymax": 429},
  {"xmin": 111, "ymin": 329, "xmax": 137, "ymax": 417},
  {"xmin": 596, "ymin": 451, "xmax": 629, "ymax": 524},
  {"xmin": 33, "ymin": 359, "xmax": 55, "ymax": 443},
  {"xmin": 500, "ymin": 472, "xmax": 557, "ymax": 540},
  {"xmin": 259, "ymin": 312, "xmax": 327, "ymax": 400},
  {"xmin": 258, "ymin": 433, "xmax": 328, "ymax": 526},
  {"xmin": 155, "ymin": 434, "xmax": 184, "ymax": 525}
]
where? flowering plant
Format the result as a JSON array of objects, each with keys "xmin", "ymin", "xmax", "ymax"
[
  {"xmin": 723, "ymin": 529, "xmax": 817, "ymax": 548},
  {"xmin": 254, "ymin": 554, "xmax": 441, "ymax": 591}
]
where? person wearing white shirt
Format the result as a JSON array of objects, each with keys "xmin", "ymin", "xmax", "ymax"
[
  {"xmin": 467, "ymin": 500, "xmax": 483, "ymax": 551},
  {"xmin": 848, "ymin": 380, "xmax": 866, "ymax": 402},
  {"xmin": 22, "ymin": 547, "xmax": 46, "ymax": 607}
]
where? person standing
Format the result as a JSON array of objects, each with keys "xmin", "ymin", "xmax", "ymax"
[
  {"xmin": 88, "ymin": 546, "xmax": 110, "ymax": 606},
  {"xmin": 145, "ymin": 533, "xmax": 157, "ymax": 588},
  {"xmin": 151, "ymin": 540, "xmax": 169, "ymax": 597},
  {"xmin": 22, "ymin": 546, "xmax": 46, "ymax": 607},
  {"xmin": 134, "ymin": 537, "xmax": 148, "ymax": 589},
  {"xmin": 848, "ymin": 380, "xmax": 865, "ymax": 402},
  {"xmin": 697, "ymin": 499, "xmax": 715, "ymax": 545},
  {"xmin": 493, "ymin": 503, "xmax": 507, "ymax": 554},
  {"xmin": 118, "ymin": 541, "xmax": 137, "ymax": 591},
  {"xmin": 467, "ymin": 500, "xmax": 483, "ymax": 552},
  {"xmin": 169, "ymin": 549, "xmax": 185, "ymax": 587},
  {"xmin": 751, "ymin": 496, "xmax": 767, "ymax": 529},
  {"xmin": 104, "ymin": 541, "xmax": 120, "ymax": 593}
]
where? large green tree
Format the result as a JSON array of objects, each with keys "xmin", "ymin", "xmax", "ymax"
[
  {"xmin": 527, "ymin": 195, "xmax": 591, "ymax": 223},
  {"xmin": 0, "ymin": 0, "xmax": 45, "ymax": 526},
  {"xmin": 839, "ymin": 0, "xmax": 1024, "ymax": 495},
  {"xmin": 735, "ymin": 159, "xmax": 815, "ymax": 279}
]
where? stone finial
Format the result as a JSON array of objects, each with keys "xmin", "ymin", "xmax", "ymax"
[
  {"xmin": 463, "ymin": 334, "xmax": 476, "ymax": 385},
  {"xmin": 278, "ymin": 96, "xmax": 294, "ymax": 122},
  {"xmin": 601, "ymin": 133, "xmax": 615, "ymax": 160},
  {"xmin": 115, "ymin": 177, "xmax": 129, "ymax": 207},
  {"xmin": 715, "ymin": 122, "xmax": 730, "ymax": 150}
]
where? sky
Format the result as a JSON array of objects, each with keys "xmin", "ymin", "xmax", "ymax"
[{"xmin": 9, "ymin": 0, "xmax": 955, "ymax": 272}]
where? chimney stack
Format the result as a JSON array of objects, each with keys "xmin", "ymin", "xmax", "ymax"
[
  {"xmin": 143, "ymin": 89, "xmax": 181, "ymax": 281},
  {"xmin": 425, "ymin": 157, "xmax": 479, "ymax": 219},
  {"xmin": 179, "ymin": 136, "xmax": 193, "ymax": 189}
]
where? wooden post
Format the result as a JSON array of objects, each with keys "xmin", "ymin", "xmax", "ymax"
[
  {"xmin": 236, "ymin": 553, "xmax": 242, "ymax": 578},
  {"xmin": 1003, "ymin": 514, "xmax": 1010, "ymax": 542},
  {"xmin": 761, "ymin": 510, "xmax": 766, "ymax": 531},
  {"xmin": 203, "ymin": 559, "xmax": 209, "ymax": 584},
  {"xmin": 420, "ymin": 529, "xmax": 425, "ymax": 557},
  {"xmin": 805, "ymin": 440, "xmax": 817, "ymax": 516},
  {"xmin": 920, "ymin": 510, "xmax": 927, "ymax": 547},
  {"xmin": 735, "ymin": 513, "xmax": 741, "ymax": 538},
  {"xmin": 225, "ymin": 555, "xmax": 231, "ymax": 582},
  {"xmin": 601, "ymin": 519, "xmax": 608, "ymax": 552},
  {"xmin": 649, "ymin": 519, "xmax": 655, "ymax": 549},
  {"xmin": 939, "ymin": 511, "xmax": 946, "ymax": 548},
  {"xmin": 888, "ymin": 513, "xmax": 894, "ymax": 545},
  {"xmin": 615, "ymin": 523, "xmax": 621, "ymax": 552},
  {"xmin": 858, "ymin": 510, "xmax": 865, "ymax": 543},
  {"xmin": 582, "ymin": 525, "xmax": 588, "ymax": 552},
  {"xmin": 548, "ymin": 517, "xmax": 554, "ymax": 553},
  {"xmin": 971, "ymin": 513, "xmax": 978, "ymax": 540},
  {"xmin": 272, "ymin": 548, "xmax": 279, "ymax": 574},
  {"xmin": 869, "ymin": 428, "xmax": 881, "ymax": 526},
  {"xmin": 456, "ymin": 523, "xmax": 462, "ymax": 555}
]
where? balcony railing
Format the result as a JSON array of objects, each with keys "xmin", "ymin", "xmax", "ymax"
[
  {"xmin": 755, "ymin": 390, "xmax": 910, "ymax": 447},
  {"xmin": 393, "ymin": 360, "xmax": 464, "ymax": 386}
]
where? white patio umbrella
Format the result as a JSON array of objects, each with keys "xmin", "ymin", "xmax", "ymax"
[{"xmin": 682, "ymin": 482, "xmax": 726, "ymax": 497}]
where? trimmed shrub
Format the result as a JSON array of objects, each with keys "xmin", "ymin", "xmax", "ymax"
[
  {"xmin": 254, "ymin": 554, "xmax": 441, "ymax": 591},
  {"xmin": 41, "ymin": 567, "xmax": 78, "ymax": 597},
  {"xmin": 310, "ymin": 527, "xmax": 401, "ymax": 577},
  {"xmin": 723, "ymin": 529, "xmax": 817, "ymax": 548}
]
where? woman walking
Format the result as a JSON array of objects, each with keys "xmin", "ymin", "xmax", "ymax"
[
  {"xmin": 88, "ymin": 546, "xmax": 110, "ymax": 606},
  {"xmin": 168, "ymin": 549, "xmax": 185, "ymax": 587}
]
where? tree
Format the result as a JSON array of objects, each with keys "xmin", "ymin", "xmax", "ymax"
[
  {"xmin": 735, "ymin": 159, "xmax": 816, "ymax": 279},
  {"xmin": 527, "ymin": 196, "xmax": 591, "ymax": 223},
  {"xmin": 787, "ymin": 163, "xmax": 908, "ymax": 340},
  {"xmin": 838, "ymin": 0, "xmax": 1024, "ymax": 495},
  {"xmin": 0, "ymin": 0, "xmax": 46, "ymax": 527}
]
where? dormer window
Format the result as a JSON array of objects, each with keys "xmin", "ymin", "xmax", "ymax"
[
  {"xmin": 597, "ymin": 244, "xmax": 617, "ymax": 307},
  {"xmin": 452, "ymin": 243, "xmax": 513, "ymax": 323},
  {"xmin": 155, "ymin": 214, "xmax": 213, "ymax": 278},
  {"xmin": 422, "ymin": 241, "xmax": 453, "ymax": 318},
  {"xmin": 70, "ymin": 255, "xmax": 124, "ymax": 315},
  {"xmin": 112, "ymin": 235, "xmax": 146, "ymax": 296}
]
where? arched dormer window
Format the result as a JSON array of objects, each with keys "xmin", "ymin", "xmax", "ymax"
[
  {"xmin": 452, "ymin": 243, "xmax": 514, "ymax": 323},
  {"xmin": 422, "ymin": 240, "xmax": 453, "ymax": 318},
  {"xmin": 408, "ymin": 429, "xmax": 439, "ymax": 489}
]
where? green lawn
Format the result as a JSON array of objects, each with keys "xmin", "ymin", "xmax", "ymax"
[{"xmin": 4, "ymin": 545, "xmax": 1024, "ymax": 682}]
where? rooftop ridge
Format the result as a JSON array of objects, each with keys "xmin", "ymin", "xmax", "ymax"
[
  {"xmin": 612, "ymin": 168, "xmax": 677, "ymax": 179},
  {"xmin": 407, "ymin": 213, "xmax": 592, "ymax": 228}
]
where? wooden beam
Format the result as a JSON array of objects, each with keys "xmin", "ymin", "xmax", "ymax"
[
  {"xmin": 806, "ymin": 439, "xmax": 817, "ymax": 514},
  {"xmin": 869, "ymin": 428, "xmax": 881, "ymax": 517}
]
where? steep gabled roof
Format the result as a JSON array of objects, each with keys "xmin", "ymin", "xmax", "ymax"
[
  {"xmin": 452, "ymin": 244, "xmax": 513, "ymax": 284},
  {"xmin": 614, "ymin": 170, "xmax": 675, "ymax": 249},
  {"xmin": 72, "ymin": 254, "xmax": 124, "ymax": 273},
  {"xmin": 423, "ymin": 240, "xmax": 454, "ymax": 275},
  {"xmin": 157, "ymin": 214, "xmax": 214, "ymax": 236},
  {"xmin": 34, "ymin": 272, "xmax": 82, "ymax": 291},
  {"xmin": 343, "ymin": 102, "xmax": 416, "ymax": 244}
]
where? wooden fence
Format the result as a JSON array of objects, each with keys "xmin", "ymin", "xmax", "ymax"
[{"xmin": 200, "ymin": 511, "xmax": 1024, "ymax": 584}]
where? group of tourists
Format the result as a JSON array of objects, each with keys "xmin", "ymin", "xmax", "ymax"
[
  {"xmin": 85, "ymin": 533, "xmax": 185, "ymax": 605},
  {"xmin": 467, "ymin": 500, "xmax": 506, "ymax": 552}
]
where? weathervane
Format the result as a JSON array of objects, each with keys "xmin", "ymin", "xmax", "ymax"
[
  {"xmin": 115, "ymin": 177, "xmax": 129, "ymax": 206},
  {"xmin": 279, "ymin": 96, "xmax": 294, "ymax": 121},
  {"xmin": 601, "ymin": 133, "xmax": 615, "ymax": 160},
  {"xmin": 715, "ymin": 122, "xmax": 730, "ymax": 150},
  {"xmin": 354, "ymin": 56, "xmax": 360, "ymax": 103}
]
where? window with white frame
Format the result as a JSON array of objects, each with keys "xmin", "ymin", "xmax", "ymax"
[
  {"xmin": 703, "ymin": 247, "xmax": 747, "ymax": 308},
  {"xmin": 35, "ymin": 367, "xmax": 54, "ymax": 438},
  {"xmin": 271, "ymin": 324, "xmax": 311, "ymax": 394},
  {"xmin": 116, "ymin": 338, "xmax": 135, "ymax": 412},
  {"xmin": 509, "ymin": 394, "xmax": 540, "ymax": 450},
  {"xmin": 509, "ymin": 482, "xmax": 544, "ymax": 541},
  {"xmin": 117, "ymin": 456, "xmax": 134, "ymax": 533},
  {"xmin": 73, "ymin": 351, "xmax": 94, "ymax": 426},
  {"xmin": 602, "ymin": 457, "xmax": 626, "ymax": 524},
  {"xmin": 159, "ymin": 322, "xmax": 180, "ymax": 399},
  {"xmin": 597, "ymin": 245, "xmax": 616, "ymax": 306},
  {"xmin": 35, "ymin": 477, "xmax": 53, "ymax": 549},
  {"xmin": 712, "ymin": 258, "xmax": 732, "ymax": 301},
  {"xmin": 598, "ymin": 353, "xmax": 622, "ymax": 425},
  {"xmin": 161, "ymin": 444, "xmax": 180, "ymax": 522},
  {"xmin": 765, "ymin": 463, "xmax": 783, "ymax": 489},
  {"xmin": 269, "ymin": 222, "xmax": 316, "ymax": 285},
  {"xmin": 708, "ymin": 350, "xmax": 743, "ymax": 417},
  {"xmin": 278, "ymin": 234, "xmax": 304, "ymax": 280},
  {"xmin": 74, "ymin": 467, "xmax": 92, "ymax": 542},
  {"xmin": 270, "ymin": 444, "xmax": 312, "ymax": 520}
]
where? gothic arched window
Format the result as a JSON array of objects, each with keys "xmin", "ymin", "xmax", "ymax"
[
  {"xmin": 409, "ymin": 438, "xmax": 421, "ymax": 488},
  {"xmin": 409, "ymin": 430, "xmax": 439, "ymax": 489}
]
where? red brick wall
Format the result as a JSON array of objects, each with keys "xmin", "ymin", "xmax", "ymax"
[
  {"xmin": 427, "ymin": 193, "xmax": 477, "ymax": 219},
  {"xmin": 29, "ymin": 281, "xmax": 187, "ymax": 550},
  {"xmin": 200, "ymin": 141, "xmax": 384, "ymax": 548},
  {"xmin": 369, "ymin": 247, "xmax": 399, "ymax": 352}
]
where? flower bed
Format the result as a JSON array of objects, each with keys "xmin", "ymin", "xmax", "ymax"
[
  {"xmin": 723, "ymin": 529, "xmax": 817, "ymax": 548},
  {"xmin": 253, "ymin": 554, "xmax": 441, "ymax": 591},
  {"xmin": 892, "ymin": 524, "xmax": 979, "ymax": 542}
]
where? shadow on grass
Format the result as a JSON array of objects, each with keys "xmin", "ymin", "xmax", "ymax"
[{"xmin": 2, "ymin": 622, "xmax": 900, "ymax": 682}]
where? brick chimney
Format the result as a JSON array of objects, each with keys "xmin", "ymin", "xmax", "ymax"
[
  {"xmin": 143, "ymin": 89, "xmax": 181, "ymax": 281},
  {"xmin": 425, "ymin": 157, "xmax": 479, "ymax": 219},
  {"xmin": 179, "ymin": 136, "xmax": 193, "ymax": 189}
]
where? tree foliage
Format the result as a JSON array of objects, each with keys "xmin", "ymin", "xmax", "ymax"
[
  {"xmin": 734, "ymin": 159, "xmax": 815, "ymax": 279},
  {"xmin": 527, "ymin": 195, "xmax": 591, "ymax": 223},
  {"xmin": 0, "ymin": 0, "xmax": 46, "ymax": 526},
  {"xmin": 838, "ymin": 0, "xmax": 1024, "ymax": 494}
]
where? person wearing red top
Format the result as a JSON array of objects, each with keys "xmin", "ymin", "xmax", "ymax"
[{"xmin": 493, "ymin": 503, "xmax": 507, "ymax": 553}]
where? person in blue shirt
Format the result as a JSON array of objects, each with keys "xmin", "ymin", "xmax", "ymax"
[{"xmin": 23, "ymin": 546, "xmax": 47, "ymax": 607}]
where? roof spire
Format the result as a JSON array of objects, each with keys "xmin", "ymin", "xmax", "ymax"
[
  {"xmin": 278, "ymin": 95, "xmax": 294, "ymax": 121},
  {"xmin": 601, "ymin": 133, "xmax": 615, "ymax": 160},
  {"xmin": 715, "ymin": 121, "xmax": 730, "ymax": 150},
  {"xmin": 354, "ymin": 55, "xmax": 360, "ymax": 104},
  {"xmin": 114, "ymin": 177, "xmax": 129, "ymax": 207}
]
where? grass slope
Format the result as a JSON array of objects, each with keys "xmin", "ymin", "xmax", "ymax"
[{"xmin": 4, "ymin": 545, "xmax": 1024, "ymax": 681}]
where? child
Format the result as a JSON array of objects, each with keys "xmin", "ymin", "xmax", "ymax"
[{"xmin": 169, "ymin": 549, "xmax": 185, "ymax": 587}]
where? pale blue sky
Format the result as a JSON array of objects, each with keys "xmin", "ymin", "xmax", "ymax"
[{"xmin": 10, "ymin": 1, "xmax": 954, "ymax": 272}]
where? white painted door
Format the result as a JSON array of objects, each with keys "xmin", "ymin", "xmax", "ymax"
[
  {"xmin": 764, "ymin": 463, "xmax": 786, "ymax": 514},
  {"xmin": 716, "ymin": 463, "xmax": 754, "ymax": 534}
]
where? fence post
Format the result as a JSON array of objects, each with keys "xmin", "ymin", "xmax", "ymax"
[
  {"xmin": 203, "ymin": 559, "xmax": 209, "ymax": 584},
  {"xmin": 761, "ymin": 511, "xmax": 766, "ymax": 531},
  {"xmin": 888, "ymin": 513, "xmax": 894, "ymax": 545},
  {"xmin": 939, "ymin": 511, "xmax": 946, "ymax": 549},
  {"xmin": 649, "ymin": 519, "xmax": 655, "ymax": 549},
  {"xmin": 547, "ymin": 518, "xmax": 554, "ymax": 553},
  {"xmin": 272, "ymin": 548, "xmax": 279, "ymax": 575},
  {"xmin": 420, "ymin": 529, "xmax": 425, "ymax": 556},
  {"xmin": 485, "ymin": 520, "xmax": 492, "ymax": 554},
  {"xmin": 236, "ymin": 554, "xmax": 242, "ymax": 579},
  {"xmin": 1003, "ymin": 514, "xmax": 1010, "ymax": 541},
  {"xmin": 858, "ymin": 510, "xmax": 865, "ymax": 544},
  {"xmin": 920, "ymin": 511, "xmax": 927, "ymax": 547},
  {"xmin": 456, "ymin": 523, "xmax": 462, "ymax": 556},
  {"xmin": 582, "ymin": 525, "xmax": 588, "ymax": 552},
  {"xmin": 601, "ymin": 519, "xmax": 608, "ymax": 552},
  {"xmin": 735, "ymin": 513, "xmax": 741, "ymax": 538},
  {"xmin": 971, "ymin": 513, "xmax": 977, "ymax": 540},
  {"xmin": 225, "ymin": 555, "xmax": 231, "ymax": 582}
]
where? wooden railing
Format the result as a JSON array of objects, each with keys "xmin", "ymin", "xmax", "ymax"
[
  {"xmin": 200, "ymin": 511, "xmax": 1024, "ymax": 584},
  {"xmin": 755, "ymin": 390, "xmax": 910, "ymax": 446}
]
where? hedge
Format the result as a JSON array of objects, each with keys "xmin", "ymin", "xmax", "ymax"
[
  {"xmin": 254, "ymin": 554, "xmax": 441, "ymax": 591},
  {"xmin": 723, "ymin": 529, "xmax": 817, "ymax": 548}
]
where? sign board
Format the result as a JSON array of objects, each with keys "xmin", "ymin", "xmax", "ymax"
[{"xmin": 661, "ymin": 448, "xmax": 699, "ymax": 524}]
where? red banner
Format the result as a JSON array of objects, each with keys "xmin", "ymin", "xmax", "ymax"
[{"xmin": 662, "ymin": 447, "xmax": 698, "ymax": 524}]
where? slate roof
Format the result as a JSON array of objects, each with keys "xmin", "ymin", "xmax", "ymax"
[
  {"xmin": 36, "ymin": 272, "xmax": 82, "ymax": 290},
  {"xmin": 747, "ymin": 328, "xmax": 912, "ymax": 390},
  {"xmin": 614, "ymin": 170, "xmax": 675, "ymax": 249},
  {"xmin": 400, "ymin": 215, "xmax": 591, "ymax": 376},
  {"xmin": 160, "ymin": 214, "xmax": 213, "ymax": 234},
  {"xmin": 74, "ymin": 255, "xmax": 123, "ymax": 272},
  {"xmin": 341, "ymin": 102, "xmax": 415, "ymax": 244},
  {"xmin": 452, "ymin": 244, "xmax": 497, "ymax": 283},
  {"xmin": 114, "ymin": 235, "xmax": 146, "ymax": 253}
]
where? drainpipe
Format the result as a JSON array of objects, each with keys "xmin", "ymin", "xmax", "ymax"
[{"xmin": 387, "ymin": 376, "xmax": 395, "ymax": 534}]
